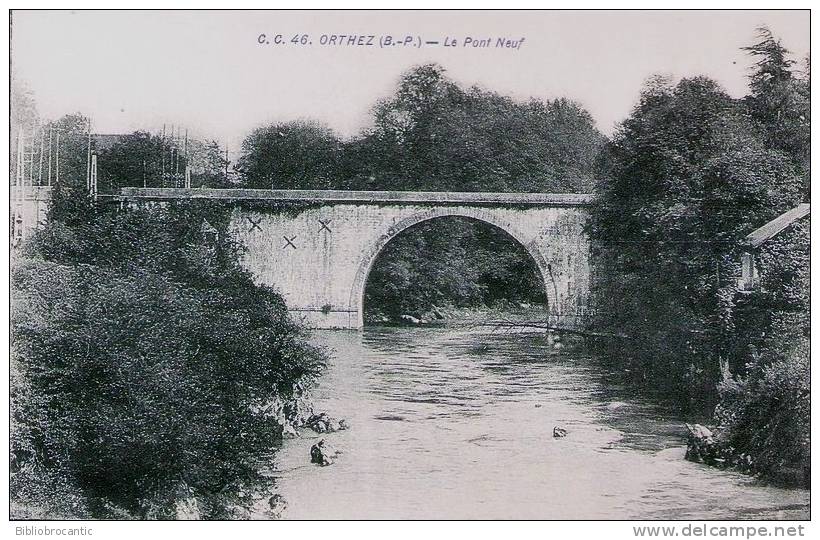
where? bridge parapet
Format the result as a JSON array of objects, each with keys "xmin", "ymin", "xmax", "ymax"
[{"xmin": 116, "ymin": 187, "xmax": 593, "ymax": 206}]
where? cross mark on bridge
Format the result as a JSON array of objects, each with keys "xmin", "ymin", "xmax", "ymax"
[
  {"xmin": 318, "ymin": 218, "xmax": 332, "ymax": 233},
  {"xmin": 247, "ymin": 216, "xmax": 262, "ymax": 232},
  {"xmin": 282, "ymin": 235, "xmax": 298, "ymax": 249}
]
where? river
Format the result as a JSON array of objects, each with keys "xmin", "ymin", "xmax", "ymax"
[{"xmin": 263, "ymin": 327, "xmax": 809, "ymax": 520}]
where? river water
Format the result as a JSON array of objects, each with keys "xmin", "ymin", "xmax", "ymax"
[{"xmin": 265, "ymin": 327, "xmax": 809, "ymax": 520}]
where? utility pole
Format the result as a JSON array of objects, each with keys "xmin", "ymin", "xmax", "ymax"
[
  {"xmin": 224, "ymin": 145, "xmax": 229, "ymax": 184},
  {"xmin": 161, "ymin": 124, "xmax": 166, "ymax": 187},
  {"xmin": 38, "ymin": 129, "xmax": 44, "ymax": 186},
  {"xmin": 184, "ymin": 128, "xmax": 189, "ymax": 187},
  {"xmin": 55, "ymin": 130, "xmax": 61, "ymax": 184},
  {"xmin": 15, "ymin": 128, "xmax": 24, "ymax": 202},
  {"xmin": 90, "ymin": 154, "xmax": 98, "ymax": 199},
  {"xmin": 27, "ymin": 130, "xmax": 35, "ymax": 186},
  {"xmin": 47, "ymin": 126, "xmax": 53, "ymax": 186},
  {"xmin": 170, "ymin": 124, "xmax": 176, "ymax": 185},
  {"xmin": 86, "ymin": 118, "xmax": 92, "ymax": 192},
  {"xmin": 12, "ymin": 129, "xmax": 24, "ymax": 245}
]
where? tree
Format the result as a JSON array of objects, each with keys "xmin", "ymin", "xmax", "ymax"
[
  {"xmin": 348, "ymin": 64, "xmax": 604, "ymax": 193},
  {"xmin": 11, "ymin": 76, "xmax": 39, "ymax": 147},
  {"xmin": 96, "ymin": 132, "xmax": 230, "ymax": 191},
  {"xmin": 235, "ymin": 120, "xmax": 342, "ymax": 189},
  {"xmin": 186, "ymin": 138, "xmax": 231, "ymax": 188},
  {"xmin": 742, "ymin": 26, "xmax": 810, "ymax": 198},
  {"xmin": 588, "ymin": 76, "xmax": 803, "ymax": 401},
  {"xmin": 97, "ymin": 131, "xmax": 166, "ymax": 190},
  {"xmin": 12, "ymin": 194, "xmax": 326, "ymax": 518},
  {"xmin": 51, "ymin": 113, "xmax": 93, "ymax": 188},
  {"xmin": 10, "ymin": 76, "xmax": 41, "ymax": 189}
]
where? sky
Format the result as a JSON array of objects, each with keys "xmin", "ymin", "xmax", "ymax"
[{"xmin": 11, "ymin": 10, "xmax": 810, "ymax": 153}]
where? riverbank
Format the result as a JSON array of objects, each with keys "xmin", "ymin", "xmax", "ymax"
[{"xmin": 685, "ymin": 421, "xmax": 810, "ymax": 489}]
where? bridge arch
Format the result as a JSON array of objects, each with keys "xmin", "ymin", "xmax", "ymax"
[{"xmin": 348, "ymin": 206, "xmax": 553, "ymax": 327}]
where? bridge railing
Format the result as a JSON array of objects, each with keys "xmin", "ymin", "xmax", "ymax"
[{"xmin": 114, "ymin": 187, "xmax": 594, "ymax": 206}]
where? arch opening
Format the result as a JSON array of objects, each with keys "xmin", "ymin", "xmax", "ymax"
[{"xmin": 351, "ymin": 212, "xmax": 551, "ymax": 327}]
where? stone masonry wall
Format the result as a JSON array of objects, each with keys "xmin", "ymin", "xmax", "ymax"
[{"xmin": 230, "ymin": 202, "xmax": 591, "ymax": 329}]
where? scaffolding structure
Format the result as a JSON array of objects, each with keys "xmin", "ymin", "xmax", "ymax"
[
  {"xmin": 160, "ymin": 124, "xmax": 190, "ymax": 188},
  {"xmin": 11, "ymin": 127, "xmax": 52, "ymax": 245},
  {"xmin": 10, "ymin": 119, "xmax": 203, "ymax": 245},
  {"xmin": 10, "ymin": 120, "xmax": 95, "ymax": 244}
]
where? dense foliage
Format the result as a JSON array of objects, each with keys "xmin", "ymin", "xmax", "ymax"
[
  {"xmin": 364, "ymin": 218, "xmax": 545, "ymax": 320},
  {"xmin": 344, "ymin": 64, "xmax": 604, "ymax": 193},
  {"xmin": 589, "ymin": 75, "xmax": 803, "ymax": 396},
  {"xmin": 715, "ymin": 338, "xmax": 810, "ymax": 486},
  {"xmin": 97, "ymin": 131, "xmax": 230, "ymax": 191},
  {"xmin": 742, "ymin": 28, "xmax": 810, "ymax": 198},
  {"xmin": 588, "ymin": 28, "xmax": 809, "ymax": 484},
  {"xmin": 714, "ymin": 219, "xmax": 810, "ymax": 484},
  {"xmin": 236, "ymin": 64, "xmax": 605, "ymax": 318},
  {"xmin": 236, "ymin": 120, "xmax": 342, "ymax": 190},
  {"xmin": 11, "ymin": 186, "xmax": 325, "ymax": 518}
]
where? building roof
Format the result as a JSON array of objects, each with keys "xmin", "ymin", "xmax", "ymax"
[{"xmin": 743, "ymin": 203, "xmax": 810, "ymax": 249}]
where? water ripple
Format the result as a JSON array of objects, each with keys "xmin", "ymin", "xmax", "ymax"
[{"xmin": 269, "ymin": 328, "xmax": 809, "ymax": 520}]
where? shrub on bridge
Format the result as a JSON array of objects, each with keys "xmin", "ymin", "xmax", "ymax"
[{"xmin": 11, "ymin": 190, "xmax": 325, "ymax": 518}]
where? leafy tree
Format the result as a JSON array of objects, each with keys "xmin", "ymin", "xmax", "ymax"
[
  {"xmin": 236, "ymin": 120, "xmax": 342, "ymax": 189},
  {"xmin": 10, "ymin": 77, "xmax": 40, "ymax": 189},
  {"xmin": 49, "ymin": 113, "xmax": 93, "ymax": 189},
  {"xmin": 588, "ymin": 76, "xmax": 802, "ymax": 402},
  {"xmin": 12, "ymin": 193, "xmax": 326, "ymax": 518},
  {"xmin": 97, "ymin": 132, "xmax": 229, "ymax": 191},
  {"xmin": 347, "ymin": 64, "xmax": 604, "ymax": 193},
  {"xmin": 742, "ymin": 26, "xmax": 810, "ymax": 197},
  {"xmin": 11, "ymin": 76, "xmax": 39, "ymax": 134},
  {"xmin": 365, "ymin": 218, "xmax": 545, "ymax": 319},
  {"xmin": 186, "ymin": 138, "xmax": 231, "ymax": 188},
  {"xmin": 97, "ymin": 131, "xmax": 167, "ymax": 190}
]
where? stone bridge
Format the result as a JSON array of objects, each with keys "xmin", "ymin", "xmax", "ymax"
[{"xmin": 119, "ymin": 188, "xmax": 593, "ymax": 329}]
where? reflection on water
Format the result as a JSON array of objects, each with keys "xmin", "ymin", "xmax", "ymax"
[{"xmin": 264, "ymin": 327, "xmax": 809, "ymax": 520}]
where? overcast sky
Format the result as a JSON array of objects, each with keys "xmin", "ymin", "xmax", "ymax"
[{"xmin": 11, "ymin": 10, "xmax": 810, "ymax": 152}]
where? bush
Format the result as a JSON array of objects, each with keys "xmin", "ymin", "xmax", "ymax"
[
  {"xmin": 715, "ymin": 339, "xmax": 810, "ymax": 486},
  {"xmin": 10, "ymin": 191, "xmax": 326, "ymax": 518}
]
